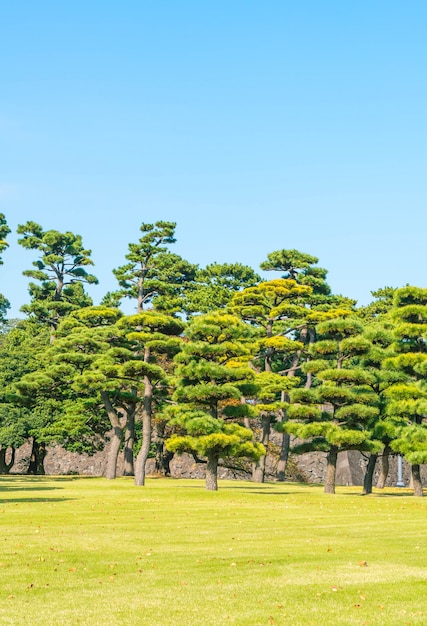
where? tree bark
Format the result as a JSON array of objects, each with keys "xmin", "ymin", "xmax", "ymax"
[
  {"xmin": 101, "ymin": 391, "xmax": 123, "ymax": 480},
  {"xmin": 411, "ymin": 464, "xmax": 423, "ymax": 497},
  {"xmin": 123, "ymin": 407, "xmax": 135, "ymax": 476},
  {"xmin": 276, "ymin": 433, "xmax": 290, "ymax": 482},
  {"xmin": 376, "ymin": 444, "xmax": 390, "ymax": 489},
  {"xmin": 134, "ymin": 369, "xmax": 153, "ymax": 487},
  {"xmin": 252, "ymin": 415, "xmax": 271, "ymax": 483},
  {"xmin": 27, "ymin": 439, "xmax": 46, "ymax": 475},
  {"xmin": 324, "ymin": 446, "xmax": 338, "ymax": 494},
  {"xmin": 206, "ymin": 453, "xmax": 219, "ymax": 491},
  {"xmin": 106, "ymin": 426, "xmax": 123, "ymax": 480},
  {"xmin": 362, "ymin": 453, "xmax": 378, "ymax": 495},
  {"xmin": 0, "ymin": 447, "xmax": 15, "ymax": 474}
]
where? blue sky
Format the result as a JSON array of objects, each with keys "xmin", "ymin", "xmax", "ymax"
[{"xmin": 1, "ymin": 1, "xmax": 426, "ymax": 317}]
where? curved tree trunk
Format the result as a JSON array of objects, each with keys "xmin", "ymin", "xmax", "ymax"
[
  {"xmin": 324, "ymin": 447, "xmax": 338, "ymax": 494},
  {"xmin": 252, "ymin": 415, "xmax": 271, "ymax": 483},
  {"xmin": 134, "ymin": 371, "xmax": 153, "ymax": 487},
  {"xmin": 206, "ymin": 453, "xmax": 219, "ymax": 491},
  {"xmin": 0, "ymin": 447, "xmax": 15, "ymax": 474},
  {"xmin": 101, "ymin": 391, "xmax": 123, "ymax": 480},
  {"xmin": 106, "ymin": 426, "xmax": 123, "ymax": 480},
  {"xmin": 412, "ymin": 464, "xmax": 423, "ymax": 497},
  {"xmin": 362, "ymin": 453, "xmax": 378, "ymax": 495},
  {"xmin": 123, "ymin": 407, "xmax": 135, "ymax": 476},
  {"xmin": 376, "ymin": 444, "xmax": 390, "ymax": 489},
  {"xmin": 27, "ymin": 440, "xmax": 46, "ymax": 475}
]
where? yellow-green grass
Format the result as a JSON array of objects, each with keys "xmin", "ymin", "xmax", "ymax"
[{"xmin": 0, "ymin": 477, "xmax": 426, "ymax": 625}]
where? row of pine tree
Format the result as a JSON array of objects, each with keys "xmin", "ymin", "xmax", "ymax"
[{"xmin": 0, "ymin": 215, "xmax": 426, "ymax": 494}]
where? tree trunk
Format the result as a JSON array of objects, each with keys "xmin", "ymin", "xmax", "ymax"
[
  {"xmin": 27, "ymin": 440, "xmax": 46, "ymax": 475},
  {"xmin": 411, "ymin": 464, "xmax": 423, "ymax": 497},
  {"xmin": 0, "ymin": 447, "xmax": 15, "ymax": 474},
  {"xmin": 206, "ymin": 453, "xmax": 219, "ymax": 491},
  {"xmin": 154, "ymin": 445, "xmax": 174, "ymax": 476},
  {"xmin": 134, "ymin": 372, "xmax": 153, "ymax": 487},
  {"xmin": 123, "ymin": 408, "xmax": 135, "ymax": 476},
  {"xmin": 101, "ymin": 390, "xmax": 123, "ymax": 480},
  {"xmin": 376, "ymin": 444, "xmax": 390, "ymax": 489},
  {"xmin": 276, "ymin": 433, "xmax": 290, "ymax": 482},
  {"xmin": 153, "ymin": 421, "xmax": 174, "ymax": 476},
  {"xmin": 105, "ymin": 426, "xmax": 123, "ymax": 480},
  {"xmin": 252, "ymin": 415, "xmax": 271, "ymax": 483},
  {"xmin": 324, "ymin": 447, "xmax": 338, "ymax": 494},
  {"xmin": 362, "ymin": 453, "xmax": 378, "ymax": 495}
]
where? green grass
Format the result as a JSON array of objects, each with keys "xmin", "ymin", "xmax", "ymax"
[{"xmin": 0, "ymin": 477, "xmax": 426, "ymax": 625}]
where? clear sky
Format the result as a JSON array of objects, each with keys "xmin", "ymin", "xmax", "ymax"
[{"xmin": 1, "ymin": 1, "xmax": 426, "ymax": 318}]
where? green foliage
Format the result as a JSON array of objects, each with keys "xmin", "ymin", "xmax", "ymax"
[
  {"xmin": 184, "ymin": 262, "xmax": 261, "ymax": 315},
  {"xmin": 111, "ymin": 221, "xmax": 197, "ymax": 312},
  {"xmin": 17, "ymin": 221, "xmax": 98, "ymax": 330}
]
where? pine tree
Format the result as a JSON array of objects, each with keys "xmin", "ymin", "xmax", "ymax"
[
  {"xmin": 284, "ymin": 316, "xmax": 381, "ymax": 493},
  {"xmin": 385, "ymin": 286, "xmax": 427, "ymax": 496},
  {"xmin": 111, "ymin": 221, "xmax": 197, "ymax": 313},
  {"xmin": 17, "ymin": 221, "xmax": 98, "ymax": 337},
  {"xmin": 166, "ymin": 312, "xmax": 265, "ymax": 490},
  {"xmin": 184, "ymin": 262, "xmax": 260, "ymax": 315}
]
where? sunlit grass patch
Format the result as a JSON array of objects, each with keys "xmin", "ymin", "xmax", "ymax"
[{"xmin": 0, "ymin": 476, "xmax": 426, "ymax": 625}]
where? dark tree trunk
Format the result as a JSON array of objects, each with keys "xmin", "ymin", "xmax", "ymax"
[
  {"xmin": 252, "ymin": 415, "xmax": 271, "ymax": 483},
  {"xmin": 206, "ymin": 453, "xmax": 219, "ymax": 491},
  {"xmin": 154, "ymin": 443, "xmax": 174, "ymax": 476},
  {"xmin": 0, "ymin": 447, "xmax": 15, "ymax": 474},
  {"xmin": 123, "ymin": 408, "xmax": 135, "ymax": 476},
  {"xmin": 376, "ymin": 444, "xmax": 390, "ymax": 489},
  {"xmin": 27, "ymin": 440, "xmax": 46, "ymax": 475},
  {"xmin": 134, "ymin": 372, "xmax": 153, "ymax": 487},
  {"xmin": 324, "ymin": 447, "xmax": 338, "ymax": 494},
  {"xmin": 153, "ymin": 421, "xmax": 174, "ymax": 476},
  {"xmin": 412, "ymin": 464, "xmax": 423, "ymax": 497},
  {"xmin": 276, "ymin": 433, "xmax": 290, "ymax": 482},
  {"xmin": 362, "ymin": 453, "xmax": 378, "ymax": 495}
]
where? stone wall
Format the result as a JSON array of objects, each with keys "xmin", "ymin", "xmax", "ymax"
[{"xmin": 6, "ymin": 439, "xmax": 427, "ymax": 488}]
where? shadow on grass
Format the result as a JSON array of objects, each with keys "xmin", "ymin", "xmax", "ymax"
[{"xmin": 0, "ymin": 497, "xmax": 75, "ymax": 503}]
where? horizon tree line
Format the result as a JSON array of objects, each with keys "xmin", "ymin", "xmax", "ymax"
[{"xmin": 0, "ymin": 213, "xmax": 426, "ymax": 494}]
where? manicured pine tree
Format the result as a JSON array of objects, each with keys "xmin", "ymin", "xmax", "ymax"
[
  {"xmin": 356, "ymin": 321, "xmax": 404, "ymax": 494},
  {"xmin": 283, "ymin": 316, "xmax": 381, "ymax": 493},
  {"xmin": 231, "ymin": 278, "xmax": 313, "ymax": 481},
  {"xmin": 115, "ymin": 311, "xmax": 184, "ymax": 485},
  {"xmin": 166, "ymin": 312, "xmax": 265, "ymax": 490},
  {"xmin": 254, "ymin": 251, "xmax": 355, "ymax": 480},
  {"xmin": 384, "ymin": 286, "xmax": 427, "ymax": 496},
  {"xmin": 108, "ymin": 221, "xmax": 196, "ymax": 470},
  {"xmin": 16, "ymin": 222, "xmax": 98, "ymax": 472}
]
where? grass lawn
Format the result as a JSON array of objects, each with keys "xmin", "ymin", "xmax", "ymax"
[{"xmin": 0, "ymin": 477, "xmax": 426, "ymax": 625}]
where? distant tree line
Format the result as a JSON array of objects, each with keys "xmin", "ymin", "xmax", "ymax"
[{"xmin": 0, "ymin": 214, "xmax": 426, "ymax": 494}]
